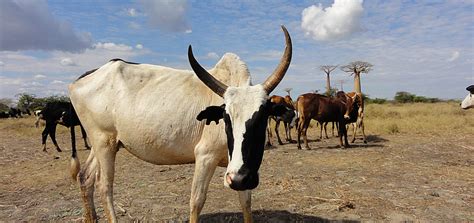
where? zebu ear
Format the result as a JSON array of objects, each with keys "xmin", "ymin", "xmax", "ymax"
[
  {"xmin": 197, "ymin": 104, "xmax": 225, "ymax": 125},
  {"xmin": 267, "ymin": 101, "xmax": 287, "ymax": 117}
]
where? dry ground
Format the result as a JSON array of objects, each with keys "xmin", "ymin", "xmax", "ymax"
[{"xmin": 0, "ymin": 102, "xmax": 473, "ymax": 222}]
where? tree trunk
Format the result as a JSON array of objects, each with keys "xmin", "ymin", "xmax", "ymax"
[
  {"xmin": 354, "ymin": 73, "xmax": 362, "ymax": 93},
  {"xmin": 326, "ymin": 74, "xmax": 331, "ymax": 95}
]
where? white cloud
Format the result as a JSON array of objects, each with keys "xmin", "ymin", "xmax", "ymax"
[
  {"xmin": 60, "ymin": 58, "xmax": 76, "ymax": 66},
  {"xmin": 301, "ymin": 0, "xmax": 364, "ymax": 41},
  {"xmin": 128, "ymin": 8, "xmax": 138, "ymax": 17},
  {"xmin": 23, "ymin": 81, "xmax": 43, "ymax": 87},
  {"xmin": 138, "ymin": 0, "xmax": 191, "ymax": 33},
  {"xmin": 135, "ymin": 44, "xmax": 143, "ymax": 49},
  {"xmin": 447, "ymin": 51, "xmax": 460, "ymax": 62},
  {"xmin": 0, "ymin": 0, "xmax": 91, "ymax": 52},
  {"xmin": 51, "ymin": 80, "xmax": 65, "ymax": 84},
  {"xmin": 0, "ymin": 61, "xmax": 3, "ymax": 66},
  {"xmin": 94, "ymin": 42, "xmax": 133, "ymax": 51},
  {"xmin": 206, "ymin": 52, "xmax": 219, "ymax": 59},
  {"xmin": 34, "ymin": 74, "xmax": 47, "ymax": 79}
]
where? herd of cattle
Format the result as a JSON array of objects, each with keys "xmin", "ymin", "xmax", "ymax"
[{"xmin": 2, "ymin": 26, "xmax": 473, "ymax": 223}]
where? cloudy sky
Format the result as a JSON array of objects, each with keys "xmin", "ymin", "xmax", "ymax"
[{"xmin": 0, "ymin": 0, "xmax": 472, "ymax": 100}]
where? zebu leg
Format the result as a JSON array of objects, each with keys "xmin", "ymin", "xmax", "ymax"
[
  {"xmin": 238, "ymin": 190, "xmax": 253, "ymax": 223},
  {"xmin": 274, "ymin": 120, "xmax": 284, "ymax": 145},
  {"xmin": 266, "ymin": 117, "xmax": 273, "ymax": 147},
  {"xmin": 284, "ymin": 123, "xmax": 294, "ymax": 143},
  {"xmin": 48, "ymin": 123, "xmax": 61, "ymax": 152},
  {"xmin": 323, "ymin": 122, "xmax": 329, "ymax": 139},
  {"xmin": 80, "ymin": 124, "xmax": 91, "ymax": 149},
  {"xmin": 351, "ymin": 122, "xmax": 358, "ymax": 143},
  {"xmin": 78, "ymin": 149, "xmax": 98, "ymax": 222},
  {"xmin": 190, "ymin": 142, "xmax": 221, "ymax": 223},
  {"xmin": 93, "ymin": 134, "xmax": 119, "ymax": 222},
  {"xmin": 302, "ymin": 119, "xmax": 311, "ymax": 150}
]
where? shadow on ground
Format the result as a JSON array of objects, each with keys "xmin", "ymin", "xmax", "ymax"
[
  {"xmin": 365, "ymin": 135, "xmax": 389, "ymax": 143},
  {"xmin": 196, "ymin": 210, "xmax": 360, "ymax": 223}
]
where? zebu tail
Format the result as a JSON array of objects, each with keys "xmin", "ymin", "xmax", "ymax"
[{"xmin": 70, "ymin": 104, "xmax": 80, "ymax": 181}]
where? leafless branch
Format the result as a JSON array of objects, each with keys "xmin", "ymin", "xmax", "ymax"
[
  {"xmin": 320, "ymin": 65, "xmax": 338, "ymax": 75},
  {"xmin": 341, "ymin": 61, "xmax": 373, "ymax": 76}
]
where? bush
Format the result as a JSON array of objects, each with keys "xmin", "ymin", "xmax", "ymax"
[
  {"xmin": 387, "ymin": 123, "xmax": 400, "ymax": 134},
  {"xmin": 367, "ymin": 98, "xmax": 387, "ymax": 104},
  {"xmin": 394, "ymin": 91, "xmax": 440, "ymax": 103}
]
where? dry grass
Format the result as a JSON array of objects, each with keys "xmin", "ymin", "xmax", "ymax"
[{"xmin": 363, "ymin": 102, "xmax": 474, "ymax": 136}]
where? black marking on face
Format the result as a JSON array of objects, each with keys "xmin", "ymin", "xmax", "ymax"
[
  {"xmin": 223, "ymin": 112, "xmax": 234, "ymax": 159},
  {"xmin": 240, "ymin": 103, "xmax": 269, "ymax": 173}
]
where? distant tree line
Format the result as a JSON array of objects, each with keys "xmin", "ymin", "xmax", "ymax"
[
  {"xmin": 0, "ymin": 93, "xmax": 70, "ymax": 113},
  {"xmin": 364, "ymin": 91, "xmax": 441, "ymax": 104}
]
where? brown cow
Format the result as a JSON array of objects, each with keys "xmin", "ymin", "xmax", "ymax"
[
  {"xmin": 345, "ymin": 92, "xmax": 367, "ymax": 143},
  {"xmin": 296, "ymin": 92, "xmax": 360, "ymax": 149},
  {"xmin": 266, "ymin": 95, "xmax": 297, "ymax": 146}
]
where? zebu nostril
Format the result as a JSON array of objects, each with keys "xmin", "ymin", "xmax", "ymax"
[{"xmin": 226, "ymin": 173, "xmax": 234, "ymax": 185}]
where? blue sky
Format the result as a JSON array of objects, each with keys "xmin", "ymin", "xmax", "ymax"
[{"xmin": 0, "ymin": 0, "xmax": 472, "ymax": 100}]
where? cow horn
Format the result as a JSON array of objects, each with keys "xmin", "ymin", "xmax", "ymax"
[
  {"xmin": 262, "ymin": 25, "xmax": 292, "ymax": 94},
  {"xmin": 188, "ymin": 45, "xmax": 228, "ymax": 97}
]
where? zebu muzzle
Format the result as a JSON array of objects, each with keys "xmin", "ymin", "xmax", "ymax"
[{"xmin": 225, "ymin": 168, "xmax": 259, "ymax": 190}]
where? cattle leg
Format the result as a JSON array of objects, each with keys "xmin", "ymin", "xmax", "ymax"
[
  {"xmin": 94, "ymin": 134, "xmax": 119, "ymax": 223},
  {"xmin": 190, "ymin": 142, "xmax": 220, "ymax": 223},
  {"xmin": 300, "ymin": 119, "xmax": 311, "ymax": 150},
  {"xmin": 266, "ymin": 118, "xmax": 273, "ymax": 147},
  {"xmin": 351, "ymin": 122, "xmax": 358, "ymax": 143},
  {"xmin": 35, "ymin": 116, "xmax": 41, "ymax": 128},
  {"xmin": 80, "ymin": 125, "xmax": 91, "ymax": 149},
  {"xmin": 78, "ymin": 150, "xmax": 99, "ymax": 222},
  {"xmin": 285, "ymin": 123, "xmax": 295, "ymax": 143},
  {"xmin": 274, "ymin": 120, "xmax": 284, "ymax": 145},
  {"xmin": 297, "ymin": 118, "xmax": 303, "ymax": 149},
  {"xmin": 323, "ymin": 122, "xmax": 329, "ymax": 139},
  {"xmin": 41, "ymin": 123, "xmax": 50, "ymax": 152},
  {"xmin": 238, "ymin": 190, "xmax": 253, "ymax": 223},
  {"xmin": 48, "ymin": 123, "xmax": 62, "ymax": 152},
  {"xmin": 339, "ymin": 121, "xmax": 349, "ymax": 148}
]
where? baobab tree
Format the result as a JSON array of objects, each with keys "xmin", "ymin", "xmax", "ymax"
[
  {"xmin": 283, "ymin": 87, "xmax": 292, "ymax": 97},
  {"xmin": 341, "ymin": 61, "xmax": 373, "ymax": 94},
  {"xmin": 320, "ymin": 65, "xmax": 338, "ymax": 96}
]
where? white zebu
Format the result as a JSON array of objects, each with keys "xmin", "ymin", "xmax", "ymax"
[
  {"xmin": 461, "ymin": 85, "xmax": 474, "ymax": 109},
  {"xmin": 69, "ymin": 26, "xmax": 292, "ymax": 223}
]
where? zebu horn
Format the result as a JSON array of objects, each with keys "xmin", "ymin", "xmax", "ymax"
[
  {"xmin": 262, "ymin": 25, "xmax": 292, "ymax": 94},
  {"xmin": 188, "ymin": 45, "xmax": 228, "ymax": 97}
]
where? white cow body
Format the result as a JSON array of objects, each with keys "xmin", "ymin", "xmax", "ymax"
[
  {"xmin": 71, "ymin": 56, "xmax": 249, "ymax": 165},
  {"xmin": 461, "ymin": 92, "xmax": 473, "ymax": 109},
  {"xmin": 70, "ymin": 55, "xmax": 258, "ymax": 223},
  {"xmin": 70, "ymin": 26, "xmax": 292, "ymax": 223}
]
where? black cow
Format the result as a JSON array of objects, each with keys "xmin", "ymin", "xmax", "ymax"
[
  {"xmin": 8, "ymin": 107, "xmax": 22, "ymax": 118},
  {"xmin": 41, "ymin": 101, "xmax": 90, "ymax": 152},
  {"xmin": 0, "ymin": 111, "xmax": 9, "ymax": 118}
]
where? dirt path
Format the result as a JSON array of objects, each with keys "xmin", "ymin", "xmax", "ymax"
[{"xmin": 0, "ymin": 118, "xmax": 473, "ymax": 222}]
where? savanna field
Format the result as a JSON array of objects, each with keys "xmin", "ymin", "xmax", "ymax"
[{"xmin": 0, "ymin": 102, "xmax": 473, "ymax": 222}]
